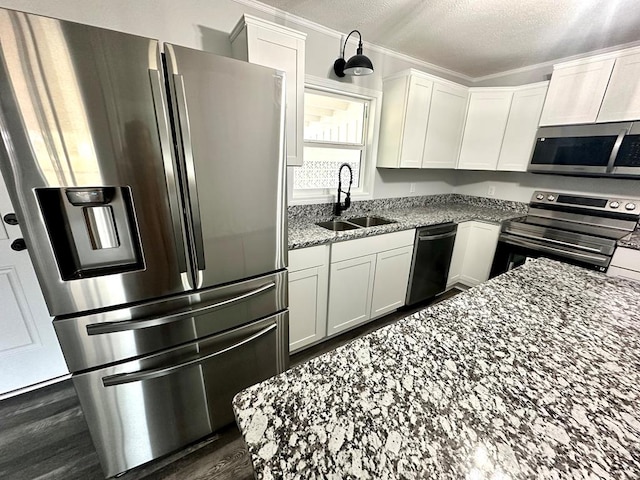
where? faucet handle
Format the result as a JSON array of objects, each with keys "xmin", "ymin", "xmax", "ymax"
[{"xmin": 344, "ymin": 192, "xmax": 351, "ymax": 210}]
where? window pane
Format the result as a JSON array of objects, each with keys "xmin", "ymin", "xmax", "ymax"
[
  {"xmin": 304, "ymin": 92, "xmax": 365, "ymax": 144},
  {"xmin": 293, "ymin": 147, "xmax": 361, "ymax": 190}
]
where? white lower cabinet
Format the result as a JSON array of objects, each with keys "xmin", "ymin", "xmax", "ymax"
[
  {"xmin": 607, "ymin": 247, "xmax": 640, "ymax": 283},
  {"xmin": 327, "ymin": 254, "xmax": 377, "ymax": 335},
  {"xmin": 447, "ymin": 221, "xmax": 501, "ymax": 288},
  {"xmin": 370, "ymin": 245, "xmax": 413, "ymax": 318},
  {"xmin": 327, "ymin": 230, "xmax": 415, "ymax": 337},
  {"xmin": 288, "ymin": 245, "xmax": 329, "ymax": 353}
]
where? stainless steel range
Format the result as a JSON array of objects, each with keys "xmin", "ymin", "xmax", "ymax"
[
  {"xmin": 490, "ymin": 191, "xmax": 640, "ymax": 276},
  {"xmin": 0, "ymin": 8, "xmax": 287, "ymax": 478}
]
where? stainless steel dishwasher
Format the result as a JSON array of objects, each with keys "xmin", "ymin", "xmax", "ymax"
[{"xmin": 406, "ymin": 223, "xmax": 458, "ymax": 305}]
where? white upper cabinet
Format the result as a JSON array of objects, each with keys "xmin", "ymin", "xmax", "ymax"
[
  {"xmin": 422, "ymin": 82, "xmax": 468, "ymax": 169},
  {"xmin": 497, "ymin": 83, "xmax": 548, "ymax": 172},
  {"xmin": 539, "ymin": 58, "xmax": 615, "ymax": 126},
  {"xmin": 377, "ymin": 69, "xmax": 468, "ymax": 169},
  {"xmin": 598, "ymin": 51, "xmax": 640, "ymax": 122},
  {"xmin": 457, "ymin": 89, "xmax": 513, "ymax": 170},
  {"xmin": 230, "ymin": 15, "xmax": 306, "ymax": 166},
  {"xmin": 377, "ymin": 73, "xmax": 433, "ymax": 168}
]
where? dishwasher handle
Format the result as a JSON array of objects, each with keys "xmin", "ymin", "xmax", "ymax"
[{"xmin": 418, "ymin": 231, "xmax": 457, "ymax": 241}]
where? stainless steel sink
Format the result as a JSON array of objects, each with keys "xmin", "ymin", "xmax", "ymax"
[
  {"xmin": 316, "ymin": 220, "xmax": 361, "ymax": 231},
  {"xmin": 346, "ymin": 216, "xmax": 396, "ymax": 227}
]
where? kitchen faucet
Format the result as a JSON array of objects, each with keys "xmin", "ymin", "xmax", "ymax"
[{"xmin": 334, "ymin": 163, "xmax": 353, "ymax": 216}]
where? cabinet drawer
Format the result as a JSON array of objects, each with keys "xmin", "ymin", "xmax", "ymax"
[
  {"xmin": 607, "ymin": 265, "xmax": 640, "ymax": 282},
  {"xmin": 331, "ymin": 230, "xmax": 415, "ymax": 263},
  {"xmin": 289, "ymin": 244, "xmax": 329, "ymax": 272},
  {"xmin": 610, "ymin": 246, "xmax": 640, "ymax": 271}
]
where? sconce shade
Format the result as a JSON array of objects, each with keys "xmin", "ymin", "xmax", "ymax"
[{"xmin": 334, "ymin": 30, "xmax": 374, "ymax": 77}]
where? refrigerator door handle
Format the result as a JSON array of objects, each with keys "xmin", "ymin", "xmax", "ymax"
[
  {"xmin": 173, "ymin": 73, "xmax": 206, "ymax": 278},
  {"xmin": 101, "ymin": 323, "xmax": 277, "ymax": 386},
  {"xmin": 86, "ymin": 282, "xmax": 276, "ymax": 335},
  {"xmin": 148, "ymin": 68, "xmax": 189, "ymax": 280}
]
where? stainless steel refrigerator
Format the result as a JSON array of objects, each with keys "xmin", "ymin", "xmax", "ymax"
[{"xmin": 0, "ymin": 8, "xmax": 288, "ymax": 477}]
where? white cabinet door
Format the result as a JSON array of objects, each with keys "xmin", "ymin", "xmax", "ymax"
[
  {"xmin": 459, "ymin": 222, "xmax": 501, "ymax": 286},
  {"xmin": 539, "ymin": 59, "xmax": 615, "ymax": 126},
  {"xmin": 598, "ymin": 52, "xmax": 640, "ymax": 122},
  {"xmin": 230, "ymin": 16, "xmax": 306, "ymax": 166},
  {"xmin": 400, "ymin": 75, "xmax": 433, "ymax": 168},
  {"xmin": 370, "ymin": 245, "xmax": 413, "ymax": 319},
  {"xmin": 422, "ymin": 82, "xmax": 468, "ymax": 169},
  {"xmin": 497, "ymin": 84, "xmax": 548, "ymax": 172},
  {"xmin": 458, "ymin": 90, "xmax": 513, "ymax": 170},
  {"xmin": 327, "ymin": 254, "xmax": 376, "ymax": 336},
  {"xmin": 0, "ymin": 178, "xmax": 68, "ymax": 396},
  {"xmin": 607, "ymin": 266, "xmax": 640, "ymax": 283},
  {"xmin": 446, "ymin": 222, "xmax": 471, "ymax": 287},
  {"xmin": 288, "ymin": 265, "xmax": 328, "ymax": 352}
]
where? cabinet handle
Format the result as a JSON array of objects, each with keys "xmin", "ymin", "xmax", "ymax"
[
  {"xmin": 3, "ymin": 213, "xmax": 18, "ymax": 225},
  {"xmin": 11, "ymin": 238, "xmax": 27, "ymax": 251}
]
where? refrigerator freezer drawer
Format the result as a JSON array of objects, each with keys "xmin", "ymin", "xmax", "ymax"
[
  {"xmin": 73, "ymin": 311, "xmax": 288, "ymax": 478},
  {"xmin": 55, "ymin": 270, "xmax": 287, "ymax": 371}
]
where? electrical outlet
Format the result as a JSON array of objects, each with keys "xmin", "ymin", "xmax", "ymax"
[
  {"xmin": 488, "ymin": 185, "xmax": 496, "ymax": 197},
  {"xmin": 410, "ymin": 183, "xmax": 416, "ymax": 193}
]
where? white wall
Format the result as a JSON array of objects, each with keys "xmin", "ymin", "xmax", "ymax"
[{"xmin": 454, "ymin": 171, "xmax": 640, "ymax": 202}]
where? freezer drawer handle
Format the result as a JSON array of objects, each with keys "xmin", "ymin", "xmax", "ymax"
[
  {"xmin": 101, "ymin": 323, "xmax": 277, "ymax": 387},
  {"xmin": 86, "ymin": 282, "xmax": 276, "ymax": 335}
]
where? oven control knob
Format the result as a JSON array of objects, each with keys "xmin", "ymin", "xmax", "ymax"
[
  {"xmin": 547, "ymin": 195, "xmax": 556, "ymax": 201},
  {"xmin": 625, "ymin": 202, "xmax": 636, "ymax": 211},
  {"xmin": 536, "ymin": 194, "xmax": 544, "ymax": 200},
  {"xmin": 610, "ymin": 201, "xmax": 620, "ymax": 209}
]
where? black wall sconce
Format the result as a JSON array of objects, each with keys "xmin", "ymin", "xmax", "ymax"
[{"xmin": 333, "ymin": 30, "xmax": 374, "ymax": 77}]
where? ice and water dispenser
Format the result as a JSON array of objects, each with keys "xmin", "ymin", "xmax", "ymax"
[{"xmin": 36, "ymin": 186, "xmax": 143, "ymax": 280}]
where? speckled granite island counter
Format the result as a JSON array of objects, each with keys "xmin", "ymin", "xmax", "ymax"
[{"xmin": 233, "ymin": 258, "xmax": 640, "ymax": 479}]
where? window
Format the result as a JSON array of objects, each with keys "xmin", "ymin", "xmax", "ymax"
[{"xmin": 292, "ymin": 80, "xmax": 379, "ymax": 202}]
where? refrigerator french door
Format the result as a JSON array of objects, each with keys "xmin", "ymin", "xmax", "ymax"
[{"xmin": 0, "ymin": 8, "xmax": 288, "ymax": 477}]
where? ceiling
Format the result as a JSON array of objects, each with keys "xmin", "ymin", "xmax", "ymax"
[{"xmin": 257, "ymin": 0, "xmax": 640, "ymax": 78}]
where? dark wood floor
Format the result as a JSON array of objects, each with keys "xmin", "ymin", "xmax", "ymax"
[{"xmin": 0, "ymin": 289, "xmax": 460, "ymax": 480}]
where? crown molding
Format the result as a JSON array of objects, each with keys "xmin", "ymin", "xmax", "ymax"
[
  {"xmin": 231, "ymin": 0, "xmax": 474, "ymax": 83},
  {"xmin": 232, "ymin": 0, "xmax": 640, "ymax": 85}
]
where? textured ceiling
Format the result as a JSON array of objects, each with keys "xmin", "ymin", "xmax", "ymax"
[{"xmin": 257, "ymin": 0, "xmax": 640, "ymax": 78}]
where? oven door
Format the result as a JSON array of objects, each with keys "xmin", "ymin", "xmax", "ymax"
[{"xmin": 490, "ymin": 233, "xmax": 611, "ymax": 278}]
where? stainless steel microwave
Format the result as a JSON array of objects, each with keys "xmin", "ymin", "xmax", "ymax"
[{"xmin": 527, "ymin": 122, "xmax": 640, "ymax": 178}]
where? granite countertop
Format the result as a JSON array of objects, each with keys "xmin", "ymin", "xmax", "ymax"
[
  {"xmin": 618, "ymin": 230, "xmax": 640, "ymax": 251},
  {"xmin": 234, "ymin": 258, "xmax": 640, "ymax": 479},
  {"xmin": 288, "ymin": 197, "xmax": 526, "ymax": 250}
]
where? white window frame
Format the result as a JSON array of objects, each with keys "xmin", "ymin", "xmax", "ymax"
[{"xmin": 289, "ymin": 75, "xmax": 382, "ymax": 205}]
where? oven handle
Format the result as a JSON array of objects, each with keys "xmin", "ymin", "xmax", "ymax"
[
  {"xmin": 500, "ymin": 234, "xmax": 610, "ymax": 266},
  {"xmin": 86, "ymin": 282, "xmax": 276, "ymax": 335},
  {"xmin": 101, "ymin": 323, "xmax": 277, "ymax": 387},
  {"xmin": 502, "ymin": 229, "xmax": 603, "ymax": 253}
]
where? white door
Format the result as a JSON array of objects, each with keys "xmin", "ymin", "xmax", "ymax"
[
  {"xmin": 400, "ymin": 75, "xmax": 433, "ymax": 168},
  {"xmin": 457, "ymin": 90, "xmax": 513, "ymax": 170},
  {"xmin": 447, "ymin": 222, "xmax": 471, "ymax": 288},
  {"xmin": 459, "ymin": 222, "xmax": 501, "ymax": 286},
  {"xmin": 0, "ymin": 177, "xmax": 68, "ymax": 397},
  {"xmin": 497, "ymin": 84, "xmax": 548, "ymax": 172},
  {"xmin": 422, "ymin": 82, "xmax": 468, "ymax": 169},
  {"xmin": 370, "ymin": 245, "xmax": 413, "ymax": 319},
  {"xmin": 327, "ymin": 254, "xmax": 376, "ymax": 336},
  {"xmin": 539, "ymin": 59, "xmax": 615, "ymax": 126},
  {"xmin": 597, "ymin": 52, "xmax": 640, "ymax": 122},
  {"xmin": 288, "ymin": 265, "xmax": 328, "ymax": 352}
]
